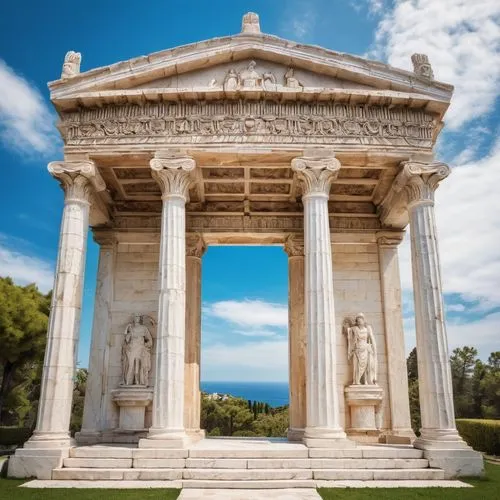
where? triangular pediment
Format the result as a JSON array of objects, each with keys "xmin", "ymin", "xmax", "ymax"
[{"xmin": 49, "ymin": 32, "xmax": 453, "ymax": 116}]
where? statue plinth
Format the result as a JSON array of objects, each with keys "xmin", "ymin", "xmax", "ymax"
[
  {"xmin": 112, "ymin": 386, "xmax": 153, "ymax": 431},
  {"xmin": 345, "ymin": 385, "xmax": 383, "ymax": 441}
]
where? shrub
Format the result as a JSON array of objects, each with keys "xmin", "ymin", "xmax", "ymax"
[
  {"xmin": 456, "ymin": 419, "xmax": 500, "ymax": 455},
  {"xmin": 0, "ymin": 427, "xmax": 31, "ymax": 446}
]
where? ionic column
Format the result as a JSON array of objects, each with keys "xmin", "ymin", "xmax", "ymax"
[
  {"xmin": 27, "ymin": 161, "xmax": 105, "ymax": 448},
  {"xmin": 140, "ymin": 154, "xmax": 194, "ymax": 448},
  {"xmin": 184, "ymin": 233, "xmax": 206, "ymax": 439},
  {"xmin": 376, "ymin": 231, "xmax": 414, "ymax": 442},
  {"xmin": 284, "ymin": 235, "xmax": 306, "ymax": 442},
  {"xmin": 78, "ymin": 231, "xmax": 115, "ymax": 443},
  {"xmin": 291, "ymin": 154, "xmax": 350, "ymax": 447}
]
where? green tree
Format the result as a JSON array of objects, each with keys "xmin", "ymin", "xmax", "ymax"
[
  {"xmin": 0, "ymin": 278, "xmax": 50, "ymax": 424},
  {"xmin": 252, "ymin": 408, "xmax": 289, "ymax": 437},
  {"xmin": 70, "ymin": 368, "xmax": 88, "ymax": 435},
  {"xmin": 450, "ymin": 346, "xmax": 478, "ymax": 417},
  {"xmin": 481, "ymin": 352, "xmax": 500, "ymax": 418},
  {"xmin": 406, "ymin": 347, "xmax": 420, "ymax": 434}
]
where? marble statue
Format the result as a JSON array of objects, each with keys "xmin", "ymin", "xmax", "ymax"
[
  {"xmin": 263, "ymin": 71, "xmax": 277, "ymax": 90},
  {"xmin": 122, "ymin": 313, "xmax": 153, "ymax": 386},
  {"xmin": 240, "ymin": 60, "xmax": 261, "ymax": 88},
  {"xmin": 284, "ymin": 67, "xmax": 302, "ymax": 88},
  {"xmin": 344, "ymin": 313, "xmax": 377, "ymax": 385},
  {"xmin": 61, "ymin": 51, "xmax": 81, "ymax": 79},
  {"xmin": 223, "ymin": 69, "xmax": 238, "ymax": 90},
  {"xmin": 411, "ymin": 53, "xmax": 434, "ymax": 80}
]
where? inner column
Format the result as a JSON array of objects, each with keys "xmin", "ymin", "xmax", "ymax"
[{"xmin": 291, "ymin": 153, "xmax": 352, "ymax": 448}]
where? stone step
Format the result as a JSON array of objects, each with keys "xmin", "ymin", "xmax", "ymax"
[
  {"xmin": 181, "ymin": 480, "xmax": 317, "ymax": 489},
  {"xmin": 70, "ymin": 447, "xmax": 187, "ymax": 459},
  {"xmin": 188, "ymin": 449, "xmax": 309, "ymax": 459},
  {"xmin": 63, "ymin": 458, "xmax": 133, "ymax": 469},
  {"xmin": 183, "ymin": 469, "xmax": 313, "ymax": 481},
  {"xmin": 53, "ymin": 468, "xmax": 183, "ymax": 480},
  {"xmin": 309, "ymin": 448, "xmax": 424, "ymax": 459},
  {"xmin": 313, "ymin": 468, "xmax": 445, "ymax": 480}
]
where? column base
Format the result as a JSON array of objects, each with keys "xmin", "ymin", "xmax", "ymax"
[
  {"xmin": 139, "ymin": 428, "xmax": 190, "ymax": 448},
  {"xmin": 24, "ymin": 431, "xmax": 75, "ymax": 449},
  {"xmin": 8, "ymin": 447, "xmax": 70, "ymax": 479},
  {"xmin": 303, "ymin": 427, "xmax": 355, "ymax": 448},
  {"xmin": 186, "ymin": 429, "xmax": 205, "ymax": 443},
  {"xmin": 287, "ymin": 428, "xmax": 305, "ymax": 442}
]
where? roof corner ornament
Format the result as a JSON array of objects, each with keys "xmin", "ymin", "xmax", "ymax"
[
  {"xmin": 411, "ymin": 53, "xmax": 434, "ymax": 80},
  {"xmin": 61, "ymin": 50, "xmax": 81, "ymax": 80},
  {"xmin": 241, "ymin": 12, "xmax": 261, "ymax": 34}
]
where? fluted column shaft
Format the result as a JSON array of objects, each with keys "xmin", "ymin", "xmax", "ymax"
[
  {"xmin": 143, "ymin": 155, "xmax": 194, "ymax": 445},
  {"xmin": 184, "ymin": 234, "xmax": 206, "ymax": 437},
  {"xmin": 284, "ymin": 235, "xmax": 306, "ymax": 441},
  {"xmin": 79, "ymin": 232, "xmax": 115, "ymax": 440},
  {"xmin": 377, "ymin": 232, "xmax": 414, "ymax": 441},
  {"xmin": 402, "ymin": 162, "xmax": 462, "ymax": 447},
  {"xmin": 28, "ymin": 161, "xmax": 103, "ymax": 448},
  {"xmin": 292, "ymin": 155, "xmax": 348, "ymax": 447}
]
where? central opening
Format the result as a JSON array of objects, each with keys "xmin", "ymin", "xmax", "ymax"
[{"xmin": 200, "ymin": 245, "xmax": 289, "ymax": 438}]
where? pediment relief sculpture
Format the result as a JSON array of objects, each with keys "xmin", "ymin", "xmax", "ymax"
[
  {"xmin": 343, "ymin": 313, "xmax": 378, "ymax": 385},
  {"xmin": 121, "ymin": 313, "xmax": 154, "ymax": 386},
  {"xmin": 61, "ymin": 50, "xmax": 81, "ymax": 79},
  {"xmin": 411, "ymin": 53, "xmax": 434, "ymax": 80}
]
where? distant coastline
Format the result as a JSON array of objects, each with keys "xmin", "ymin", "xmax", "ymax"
[{"xmin": 201, "ymin": 381, "xmax": 289, "ymax": 408}]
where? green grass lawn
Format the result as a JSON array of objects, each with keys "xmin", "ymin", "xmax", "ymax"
[
  {"xmin": 318, "ymin": 461, "xmax": 499, "ymax": 499},
  {"xmin": 0, "ymin": 462, "xmax": 497, "ymax": 499}
]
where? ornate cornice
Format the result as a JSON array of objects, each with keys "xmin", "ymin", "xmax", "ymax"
[
  {"xmin": 48, "ymin": 160, "xmax": 105, "ymax": 203},
  {"xmin": 186, "ymin": 233, "xmax": 207, "ymax": 258},
  {"xmin": 150, "ymin": 155, "xmax": 196, "ymax": 201},
  {"xmin": 376, "ymin": 231, "xmax": 404, "ymax": 248},
  {"xmin": 284, "ymin": 234, "xmax": 304, "ymax": 257},
  {"xmin": 291, "ymin": 154, "xmax": 341, "ymax": 197}
]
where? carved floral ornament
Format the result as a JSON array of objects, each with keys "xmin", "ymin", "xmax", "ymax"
[
  {"xmin": 291, "ymin": 155, "xmax": 341, "ymax": 195},
  {"xmin": 60, "ymin": 101, "xmax": 436, "ymax": 148},
  {"xmin": 61, "ymin": 50, "xmax": 81, "ymax": 79},
  {"xmin": 48, "ymin": 160, "xmax": 106, "ymax": 201},
  {"xmin": 150, "ymin": 156, "xmax": 196, "ymax": 200},
  {"xmin": 186, "ymin": 233, "xmax": 207, "ymax": 258},
  {"xmin": 284, "ymin": 234, "xmax": 304, "ymax": 257}
]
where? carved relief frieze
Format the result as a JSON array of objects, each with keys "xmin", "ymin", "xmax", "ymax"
[
  {"xmin": 60, "ymin": 101, "xmax": 436, "ymax": 147},
  {"xmin": 113, "ymin": 214, "xmax": 380, "ymax": 232}
]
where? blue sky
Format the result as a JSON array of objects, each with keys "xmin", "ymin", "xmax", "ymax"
[{"xmin": 0, "ymin": 0, "xmax": 499, "ymax": 381}]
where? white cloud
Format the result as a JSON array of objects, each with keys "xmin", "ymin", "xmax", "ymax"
[
  {"xmin": 280, "ymin": 0, "xmax": 317, "ymax": 41},
  {"xmin": 234, "ymin": 329, "xmax": 279, "ymax": 338},
  {"xmin": 399, "ymin": 137, "xmax": 500, "ymax": 306},
  {"xmin": 404, "ymin": 312, "xmax": 500, "ymax": 360},
  {"xmin": 446, "ymin": 304, "xmax": 466, "ymax": 313},
  {"xmin": 205, "ymin": 299, "xmax": 288, "ymax": 328},
  {"xmin": 0, "ymin": 59, "xmax": 60, "ymax": 156},
  {"xmin": 370, "ymin": 0, "xmax": 500, "ymax": 129},
  {"xmin": 202, "ymin": 339, "xmax": 288, "ymax": 382},
  {"xmin": 0, "ymin": 243, "xmax": 54, "ymax": 292}
]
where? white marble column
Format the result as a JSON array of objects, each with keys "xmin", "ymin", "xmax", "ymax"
[
  {"xmin": 291, "ymin": 154, "xmax": 351, "ymax": 448},
  {"xmin": 376, "ymin": 231, "xmax": 414, "ymax": 442},
  {"xmin": 284, "ymin": 234, "xmax": 306, "ymax": 442},
  {"xmin": 401, "ymin": 161, "xmax": 483, "ymax": 477},
  {"xmin": 184, "ymin": 233, "xmax": 206, "ymax": 439},
  {"xmin": 26, "ymin": 161, "xmax": 104, "ymax": 450},
  {"xmin": 78, "ymin": 231, "xmax": 115, "ymax": 443},
  {"xmin": 140, "ymin": 154, "xmax": 194, "ymax": 448}
]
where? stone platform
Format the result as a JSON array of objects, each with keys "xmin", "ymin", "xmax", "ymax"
[{"xmin": 46, "ymin": 437, "xmax": 449, "ymax": 488}]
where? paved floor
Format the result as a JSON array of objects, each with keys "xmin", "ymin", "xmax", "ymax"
[{"xmin": 178, "ymin": 489, "xmax": 321, "ymax": 499}]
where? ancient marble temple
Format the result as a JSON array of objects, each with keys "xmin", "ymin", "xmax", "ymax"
[{"xmin": 9, "ymin": 12, "xmax": 483, "ymax": 483}]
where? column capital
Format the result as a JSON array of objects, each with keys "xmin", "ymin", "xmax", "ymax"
[
  {"xmin": 150, "ymin": 154, "xmax": 196, "ymax": 201},
  {"xmin": 93, "ymin": 230, "xmax": 116, "ymax": 247},
  {"xmin": 291, "ymin": 154, "xmax": 341, "ymax": 197},
  {"xmin": 284, "ymin": 234, "xmax": 304, "ymax": 257},
  {"xmin": 186, "ymin": 233, "xmax": 206, "ymax": 258},
  {"xmin": 48, "ymin": 160, "xmax": 105, "ymax": 202},
  {"xmin": 376, "ymin": 231, "xmax": 405, "ymax": 248},
  {"xmin": 399, "ymin": 161, "xmax": 450, "ymax": 207}
]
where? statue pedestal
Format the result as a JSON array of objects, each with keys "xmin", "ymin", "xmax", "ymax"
[
  {"xmin": 345, "ymin": 385, "xmax": 383, "ymax": 441},
  {"xmin": 112, "ymin": 386, "xmax": 153, "ymax": 431}
]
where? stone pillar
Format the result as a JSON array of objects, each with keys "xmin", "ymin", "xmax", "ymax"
[
  {"xmin": 402, "ymin": 161, "xmax": 482, "ymax": 477},
  {"xmin": 376, "ymin": 232, "xmax": 415, "ymax": 443},
  {"xmin": 291, "ymin": 154, "xmax": 351, "ymax": 448},
  {"xmin": 9, "ymin": 161, "xmax": 104, "ymax": 479},
  {"xmin": 184, "ymin": 233, "xmax": 206, "ymax": 440},
  {"xmin": 78, "ymin": 231, "xmax": 115, "ymax": 443},
  {"xmin": 284, "ymin": 235, "xmax": 306, "ymax": 442},
  {"xmin": 139, "ymin": 154, "xmax": 195, "ymax": 448}
]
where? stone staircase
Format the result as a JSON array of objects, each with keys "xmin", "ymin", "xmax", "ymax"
[{"xmin": 52, "ymin": 439, "xmax": 445, "ymax": 488}]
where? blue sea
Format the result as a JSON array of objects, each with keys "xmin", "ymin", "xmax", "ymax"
[{"xmin": 201, "ymin": 381, "xmax": 289, "ymax": 408}]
